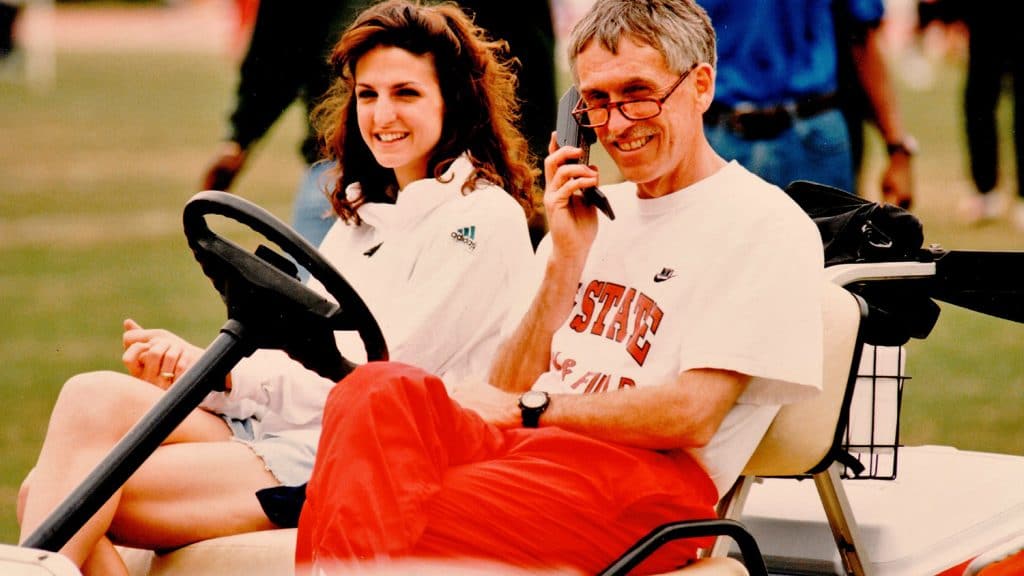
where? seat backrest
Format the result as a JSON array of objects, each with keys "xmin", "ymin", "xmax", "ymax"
[{"xmin": 741, "ymin": 281, "xmax": 865, "ymax": 477}]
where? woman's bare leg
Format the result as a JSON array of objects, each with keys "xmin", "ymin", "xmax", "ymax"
[
  {"xmin": 17, "ymin": 370, "xmax": 273, "ymax": 572},
  {"xmin": 80, "ymin": 440, "xmax": 281, "ymax": 576},
  {"xmin": 81, "ymin": 536, "xmax": 130, "ymax": 576},
  {"xmin": 108, "ymin": 439, "xmax": 280, "ymax": 549}
]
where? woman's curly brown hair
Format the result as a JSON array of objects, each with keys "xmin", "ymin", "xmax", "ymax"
[{"xmin": 312, "ymin": 0, "xmax": 538, "ymax": 224}]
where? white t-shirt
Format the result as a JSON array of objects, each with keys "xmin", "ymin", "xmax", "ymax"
[
  {"xmin": 201, "ymin": 155, "xmax": 534, "ymax": 441},
  {"xmin": 528, "ymin": 161, "xmax": 824, "ymax": 495}
]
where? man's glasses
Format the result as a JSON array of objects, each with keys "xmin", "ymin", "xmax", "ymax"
[{"xmin": 571, "ymin": 64, "xmax": 698, "ymax": 128}]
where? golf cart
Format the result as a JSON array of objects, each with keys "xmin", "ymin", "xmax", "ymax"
[{"xmin": 3, "ymin": 186, "xmax": 1023, "ymax": 575}]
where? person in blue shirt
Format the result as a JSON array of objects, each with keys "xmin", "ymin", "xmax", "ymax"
[{"xmin": 698, "ymin": 0, "xmax": 915, "ymax": 207}]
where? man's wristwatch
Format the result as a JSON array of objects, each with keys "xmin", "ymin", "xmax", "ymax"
[
  {"xmin": 886, "ymin": 135, "xmax": 919, "ymax": 157},
  {"xmin": 518, "ymin": 390, "xmax": 550, "ymax": 428}
]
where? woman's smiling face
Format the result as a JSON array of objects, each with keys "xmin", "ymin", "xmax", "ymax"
[{"xmin": 354, "ymin": 46, "xmax": 446, "ymax": 190}]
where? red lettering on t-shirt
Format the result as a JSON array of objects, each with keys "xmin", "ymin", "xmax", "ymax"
[
  {"xmin": 606, "ymin": 287, "xmax": 636, "ymax": 343},
  {"xmin": 602, "ymin": 286, "xmax": 634, "ymax": 340},
  {"xmin": 566, "ymin": 279, "xmax": 665, "ymax": 368},
  {"xmin": 552, "ymin": 351, "xmax": 576, "ymax": 379},
  {"xmin": 584, "ymin": 373, "xmax": 609, "ymax": 393},
  {"xmin": 591, "ymin": 282, "xmax": 625, "ymax": 336},
  {"xmin": 569, "ymin": 371, "xmax": 597, "ymax": 390},
  {"xmin": 626, "ymin": 293, "xmax": 663, "ymax": 366},
  {"xmin": 569, "ymin": 280, "xmax": 603, "ymax": 333}
]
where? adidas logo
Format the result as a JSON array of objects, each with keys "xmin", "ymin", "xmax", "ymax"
[{"xmin": 451, "ymin": 226, "xmax": 477, "ymax": 250}]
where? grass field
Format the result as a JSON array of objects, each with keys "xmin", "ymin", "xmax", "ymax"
[{"xmin": 1, "ymin": 44, "xmax": 1022, "ymax": 548}]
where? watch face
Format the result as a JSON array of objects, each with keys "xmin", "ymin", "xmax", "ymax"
[{"xmin": 521, "ymin": 390, "xmax": 548, "ymax": 409}]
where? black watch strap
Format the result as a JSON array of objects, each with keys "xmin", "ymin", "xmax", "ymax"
[
  {"xmin": 518, "ymin": 390, "xmax": 550, "ymax": 428},
  {"xmin": 886, "ymin": 135, "xmax": 918, "ymax": 157}
]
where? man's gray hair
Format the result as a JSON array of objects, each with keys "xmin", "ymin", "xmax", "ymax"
[{"xmin": 567, "ymin": 0, "xmax": 716, "ymax": 79}]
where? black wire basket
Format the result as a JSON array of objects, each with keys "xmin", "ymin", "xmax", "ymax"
[{"xmin": 841, "ymin": 344, "xmax": 908, "ymax": 480}]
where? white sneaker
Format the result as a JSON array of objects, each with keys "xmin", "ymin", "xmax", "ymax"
[{"xmin": 959, "ymin": 192, "xmax": 1005, "ymax": 224}]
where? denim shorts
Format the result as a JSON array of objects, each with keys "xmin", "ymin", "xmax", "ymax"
[{"xmin": 221, "ymin": 416, "xmax": 317, "ymax": 487}]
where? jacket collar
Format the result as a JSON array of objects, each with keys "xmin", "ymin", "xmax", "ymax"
[{"xmin": 347, "ymin": 154, "xmax": 474, "ymax": 231}]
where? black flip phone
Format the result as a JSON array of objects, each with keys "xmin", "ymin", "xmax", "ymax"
[{"xmin": 555, "ymin": 85, "xmax": 615, "ymax": 220}]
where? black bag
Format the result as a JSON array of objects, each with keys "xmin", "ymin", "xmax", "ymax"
[
  {"xmin": 785, "ymin": 180, "xmax": 938, "ymax": 345},
  {"xmin": 784, "ymin": 180, "xmax": 924, "ymax": 266}
]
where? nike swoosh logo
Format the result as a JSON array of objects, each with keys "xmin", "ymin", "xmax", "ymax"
[{"xmin": 363, "ymin": 243, "xmax": 383, "ymax": 257}]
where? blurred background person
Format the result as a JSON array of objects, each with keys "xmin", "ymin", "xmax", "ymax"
[
  {"xmin": 698, "ymin": 0, "xmax": 915, "ymax": 208},
  {"xmin": 229, "ymin": 0, "xmax": 259, "ymax": 57},
  {"xmin": 953, "ymin": 3, "xmax": 1023, "ymax": 230},
  {"xmin": 834, "ymin": 2, "xmax": 917, "ymax": 208},
  {"xmin": 200, "ymin": 0, "xmax": 369, "ymax": 248},
  {"xmin": 0, "ymin": 0, "xmax": 21, "ymax": 62}
]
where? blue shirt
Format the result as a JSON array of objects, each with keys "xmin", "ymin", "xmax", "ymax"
[{"xmin": 698, "ymin": 0, "xmax": 884, "ymax": 106}]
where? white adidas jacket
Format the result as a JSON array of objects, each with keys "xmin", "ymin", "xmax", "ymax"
[{"xmin": 200, "ymin": 155, "xmax": 534, "ymax": 439}]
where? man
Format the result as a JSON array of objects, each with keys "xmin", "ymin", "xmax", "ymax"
[
  {"xmin": 699, "ymin": 0, "xmax": 915, "ymax": 208},
  {"xmin": 295, "ymin": 0, "xmax": 824, "ymax": 574},
  {"xmin": 833, "ymin": 3, "xmax": 917, "ymax": 209}
]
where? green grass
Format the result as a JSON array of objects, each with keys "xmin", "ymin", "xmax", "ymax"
[
  {"xmin": 857, "ymin": 63, "xmax": 1024, "ymax": 454},
  {"xmin": 1, "ymin": 47, "xmax": 1022, "ymax": 548}
]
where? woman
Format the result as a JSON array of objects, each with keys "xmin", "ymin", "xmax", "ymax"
[{"xmin": 16, "ymin": 2, "xmax": 537, "ymax": 573}]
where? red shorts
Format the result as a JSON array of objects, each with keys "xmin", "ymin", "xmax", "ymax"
[{"xmin": 296, "ymin": 362, "xmax": 717, "ymax": 575}]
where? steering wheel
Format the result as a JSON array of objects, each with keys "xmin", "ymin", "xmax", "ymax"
[
  {"xmin": 22, "ymin": 190, "xmax": 388, "ymax": 553},
  {"xmin": 182, "ymin": 190, "xmax": 388, "ymax": 382}
]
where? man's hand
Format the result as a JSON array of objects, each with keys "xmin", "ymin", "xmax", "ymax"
[
  {"xmin": 543, "ymin": 132, "xmax": 600, "ymax": 261},
  {"xmin": 450, "ymin": 381, "xmax": 521, "ymax": 428},
  {"xmin": 200, "ymin": 141, "xmax": 248, "ymax": 191},
  {"xmin": 881, "ymin": 153, "xmax": 913, "ymax": 209},
  {"xmin": 487, "ymin": 134, "xmax": 604, "ymax": 392},
  {"xmin": 122, "ymin": 319, "xmax": 205, "ymax": 389}
]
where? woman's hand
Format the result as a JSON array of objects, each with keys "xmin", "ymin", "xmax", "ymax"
[{"xmin": 121, "ymin": 319, "xmax": 204, "ymax": 389}]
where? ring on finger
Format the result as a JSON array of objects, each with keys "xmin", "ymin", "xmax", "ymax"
[{"xmin": 160, "ymin": 371, "xmax": 175, "ymax": 381}]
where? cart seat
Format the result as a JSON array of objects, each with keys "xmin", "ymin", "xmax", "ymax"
[
  {"xmin": 600, "ymin": 279, "xmax": 868, "ymax": 576},
  {"xmin": 119, "ymin": 528, "xmax": 295, "ymax": 576},
  {"xmin": 118, "ymin": 534, "xmax": 749, "ymax": 576}
]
